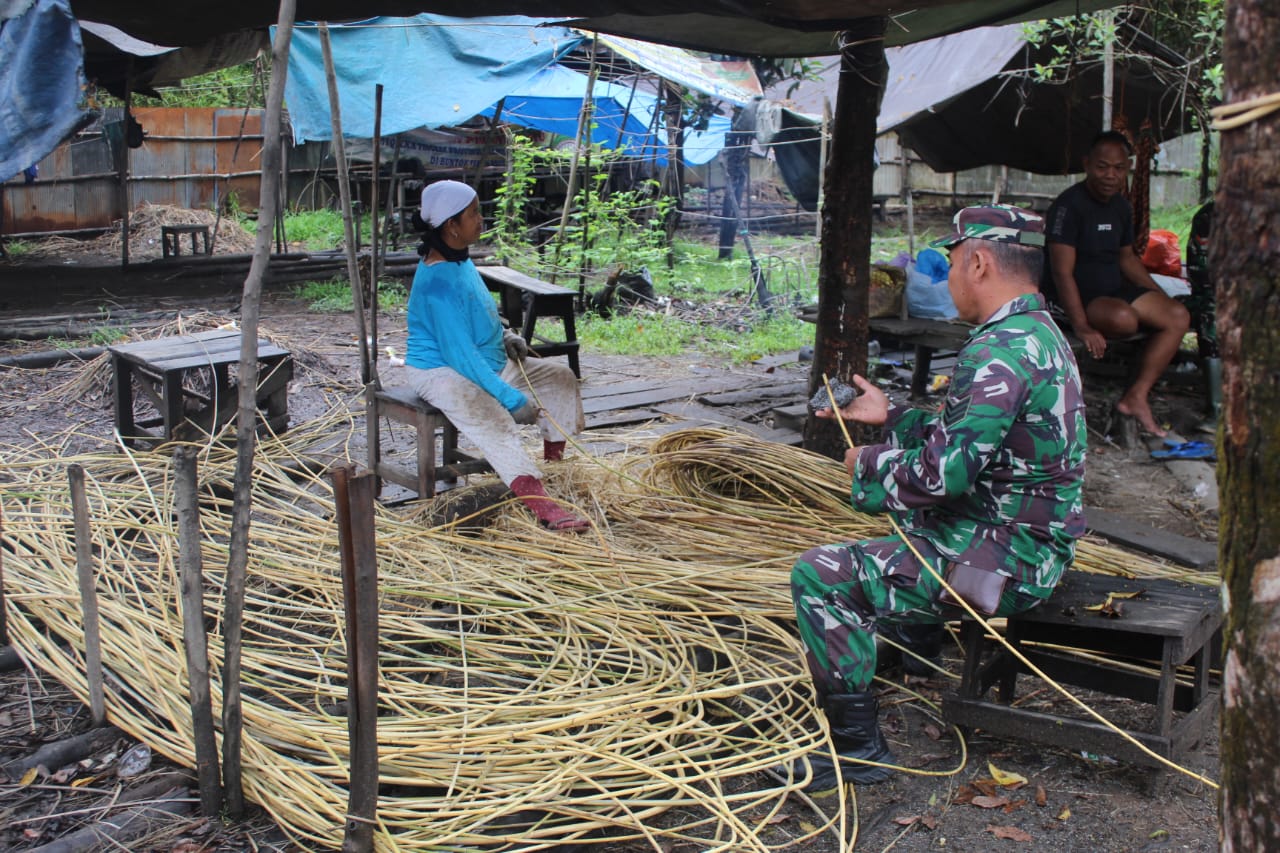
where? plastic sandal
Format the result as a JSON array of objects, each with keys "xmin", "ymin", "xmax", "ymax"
[{"xmin": 1151, "ymin": 440, "xmax": 1216, "ymax": 461}]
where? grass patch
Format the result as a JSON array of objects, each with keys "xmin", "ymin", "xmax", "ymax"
[
  {"xmin": 1149, "ymin": 202, "xmax": 1202, "ymax": 249},
  {"xmin": 282, "ymin": 208, "xmax": 373, "ymax": 252},
  {"xmin": 294, "ymin": 278, "xmax": 408, "ymax": 313},
  {"xmin": 2, "ymin": 239, "xmax": 34, "ymax": 259},
  {"xmin": 577, "ymin": 308, "xmax": 811, "ymax": 364}
]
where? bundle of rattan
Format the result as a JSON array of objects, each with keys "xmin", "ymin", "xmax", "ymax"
[{"xmin": 0, "ymin": 424, "xmax": 1203, "ymax": 851}]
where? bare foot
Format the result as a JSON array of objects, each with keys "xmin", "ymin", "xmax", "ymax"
[{"xmin": 1115, "ymin": 396, "xmax": 1167, "ymax": 438}]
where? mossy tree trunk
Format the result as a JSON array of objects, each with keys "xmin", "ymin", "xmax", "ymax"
[
  {"xmin": 804, "ymin": 19, "xmax": 887, "ymax": 458},
  {"xmin": 1215, "ymin": 1, "xmax": 1280, "ymax": 848}
]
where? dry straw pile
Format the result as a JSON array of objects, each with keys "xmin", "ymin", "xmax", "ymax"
[{"xmin": 1, "ymin": 423, "xmax": 1200, "ymax": 850}]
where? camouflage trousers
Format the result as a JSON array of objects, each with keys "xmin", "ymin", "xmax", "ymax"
[{"xmin": 791, "ymin": 533, "xmax": 1050, "ymax": 695}]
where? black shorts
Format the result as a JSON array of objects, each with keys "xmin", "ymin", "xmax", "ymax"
[{"xmin": 1079, "ymin": 279, "xmax": 1150, "ymax": 307}]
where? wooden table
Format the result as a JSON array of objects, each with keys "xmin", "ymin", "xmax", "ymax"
[{"xmin": 109, "ymin": 330, "xmax": 292, "ymax": 446}]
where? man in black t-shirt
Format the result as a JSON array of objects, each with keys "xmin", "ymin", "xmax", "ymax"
[{"xmin": 1043, "ymin": 130, "xmax": 1190, "ymax": 437}]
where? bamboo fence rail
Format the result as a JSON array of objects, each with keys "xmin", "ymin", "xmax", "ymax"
[{"xmin": 0, "ymin": 423, "xmax": 1206, "ymax": 851}]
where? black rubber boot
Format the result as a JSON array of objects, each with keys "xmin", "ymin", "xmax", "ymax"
[
  {"xmin": 878, "ymin": 622, "xmax": 943, "ymax": 677},
  {"xmin": 799, "ymin": 692, "xmax": 895, "ymax": 791}
]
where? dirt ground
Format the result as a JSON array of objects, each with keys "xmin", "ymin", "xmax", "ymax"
[{"xmin": 0, "ymin": 229, "xmax": 1222, "ymax": 852}]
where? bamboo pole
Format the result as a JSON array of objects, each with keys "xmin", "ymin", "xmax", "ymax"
[
  {"xmin": 0, "ymin": 498, "xmax": 7, "ymax": 648},
  {"xmin": 550, "ymin": 44, "xmax": 599, "ymax": 285},
  {"xmin": 119, "ymin": 62, "xmax": 133, "ymax": 270},
  {"xmin": 67, "ymin": 464, "xmax": 105, "ymax": 727},
  {"xmin": 173, "ymin": 447, "xmax": 223, "ymax": 818},
  {"xmin": 221, "ymin": 0, "xmax": 297, "ymax": 818},
  {"xmin": 332, "ymin": 466, "xmax": 380, "ymax": 853},
  {"xmin": 318, "ymin": 21, "xmax": 371, "ymax": 386}
]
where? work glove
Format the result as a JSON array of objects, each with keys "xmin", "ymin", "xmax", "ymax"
[
  {"xmin": 511, "ymin": 398, "xmax": 540, "ymax": 425},
  {"xmin": 503, "ymin": 329, "xmax": 530, "ymax": 362}
]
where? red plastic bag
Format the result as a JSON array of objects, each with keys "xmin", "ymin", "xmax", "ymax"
[{"xmin": 1142, "ymin": 229, "xmax": 1183, "ymax": 277}]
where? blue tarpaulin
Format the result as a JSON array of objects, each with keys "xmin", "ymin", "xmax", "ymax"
[
  {"xmin": 0, "ymin": 0, "xmax": 93, "ymax": 183},
  {"xmin": 484, "ymin": 64, "xmax": 729, "ymax": 166},
  {"xmin": 282, "ymin": 15, "xmax": 582, "ymax": 143}
]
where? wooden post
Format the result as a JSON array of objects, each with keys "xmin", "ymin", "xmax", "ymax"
[
  {"xmin": 222, "ymin": 0, "xmax": 297, "ymax": 818},
  {"xmin": 120, "ymin": 62, "xmax": 133, "ymax": 270},
  {"xmin": 816, "ymin": 97, "xmax": 831, "ymax": 240},
  {"xmin": 173, "ymin": 447, "xmax": 223, "ymax": 818},
  {"xmin": 331, "ymin": 466, "xmax": 380, "ymax": 853},
  {"xmin": 0, "ymin": 499, "xmax": 8, "ymax": 648},
  {"xmin": 67, "ymin": 465, "xmax": 106, "ymax": 727},
  {"xmin": 319, "ymin": 21, "xmax": 372, "ymax": 385},
  {"xmin": 369, "ymin": 83, "xmax": 383, "ymax": 388},
  {"xmin": 804, "ymin": 19, "xmax": 888, "ymax": 458},
  {"xmin": 382, "ymin": 133, "xmax": 402, "ymax": 253}
]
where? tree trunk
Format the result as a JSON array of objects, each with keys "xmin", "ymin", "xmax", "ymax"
[
  {"xmin": 1215, "ymin": 1, "xmax": 1280, "ymax": 849},
  {"xmin": 803, "ymin": 20, "xmax": 887, "ymax": 458}
]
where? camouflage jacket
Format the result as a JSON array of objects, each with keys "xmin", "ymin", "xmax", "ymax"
[{"xmin": 852, "ymin": 293, "xmax": 1087, "ymax": 593}]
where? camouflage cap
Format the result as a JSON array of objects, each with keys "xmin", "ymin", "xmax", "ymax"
[{"xmin": 929, "ymin": 204, "xmax": 1046, "ymax": 249}]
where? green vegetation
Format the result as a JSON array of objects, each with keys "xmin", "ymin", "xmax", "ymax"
[
  {"xmin": 294, "ymin": 279, "xmax": 407, "ymax": 314},
  {"xmin": 282, "ymin": 208, "xmax": 374, "ymax": 252},
  {"xmin": 1, "ymin": 239, "xmax": 34, "ymax": 259},
  {"xmin": 1149, "ymin": 202, "xmax": 1203, "ymax": 248},
  {"xmin": 98, "ymin": 60, "xmax": 267, "ymax": 109}
]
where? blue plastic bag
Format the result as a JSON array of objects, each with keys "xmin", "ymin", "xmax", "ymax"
[{"xmin": 906, "ymin": 251, "xmax": 958, "ymax": 320}]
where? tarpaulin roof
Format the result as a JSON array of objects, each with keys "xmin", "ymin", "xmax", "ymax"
[
  {"xmin": 590, "ymin": 32, "xmax": 761, "ymax": 106},
  {"xmin": 283, "ymin": 16, "xmax": 582, "ymax": 142},
  {"xmin": 482, "ymin": 63, "xmax": 731, "ymax": 166},
  {"xmin": 772, "ymin": 24, "xmax": 1195, "ymax": 174},
  {"xmin": 0, "ymin": 0, "xmax": 94, "ymax": 183},
  {"xmin": 65, "ymin": 0, "xmax": 1111, "ymax": 58}
]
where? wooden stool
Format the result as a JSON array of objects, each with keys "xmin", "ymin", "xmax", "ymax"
[
  {"xmin": 161, "ymin": 224, "xmax": 212, "ymax": 258},
  {"xmin": 366, "ymin": 384, "xmax": 493, "ymax": 499},
  {"xmin": 942, "ymin": 570, "xmax": 1221, "ymax": 768},
  {"xmin": 479, "ymin": 265, "xmax": 581, "ymax": 377}
]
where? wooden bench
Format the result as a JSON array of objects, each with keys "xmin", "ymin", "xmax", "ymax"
[
  {"xmin": 109, "ymin": 330, "xmax": 292, "ymax": 447},
  {"xmin": 478, "ymin": 265, "xmax": 581, "ymax": 377},
  {"xmin": 868, "ymin": 316, "xmax": 1091, "ymax": 399},
  {"xmin": 365, "ymin": 384, "xmax": 493, "ymax": 499},
  {"xmin": 942, "ymin": 570, "xmax": 1221, "ymax": 770},
  {"xmin": 161, "ymin": 224, "xmax": 212, "ymax": 258}
]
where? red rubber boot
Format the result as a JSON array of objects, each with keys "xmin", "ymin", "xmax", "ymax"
[
  {"xmin": 543, "ymin": 440, "xmax": 566, "ymax": 461},
  {"xmin": 510, "ymin": 475, "xmax": 589, "ymax": 531}
]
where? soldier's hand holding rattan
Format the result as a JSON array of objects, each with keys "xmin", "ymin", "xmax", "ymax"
[{"xmin": 814, "ymin": 375, "xmax": 889, "ymax": 426}]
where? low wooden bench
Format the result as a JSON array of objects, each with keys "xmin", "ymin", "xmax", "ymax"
[
  {"xmin": 942, "ymin": 570, "xmax": 1221, "ymax": 770},
  {"xmin": 109, "ymin": 329, "xmax": 292, "ymax": 447},
  {"xmin": 366, "ymin": 384, "xmax": 493, "ymax": 499},
  {"xmin": 161, "ymin": 224, "xmax": 212, "ymax": 258},
  {"xmin": 478, "ymin": 265, "xmax": 581, "ymax": 377}
]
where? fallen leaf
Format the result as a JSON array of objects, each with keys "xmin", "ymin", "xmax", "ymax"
[
  {"xmin": 19, "ymin": 766, "xmax": 38, "ymax": 786},
  {"xmin": 51, "ymin": 765, "xmax": 77, "ymax": 784},
  {"xmin": 1035, "ymin": 785, "xmax": 1047, "ymax": 807},
  {"xmin": 971, "ymin": 795, "xmax": 1010, "ymax": 809},
  {"xmin": 987, "ymin": 824, "xmax": 1034, "ymax": 842},
  {"xmin": 1057, "ymin": 806, "xmax": 1071, "ymax": 821},
  {"xmin": 988, "ymin": 761, "xmax": 1028, "ymax": 787},
  {"xmin": 169, "ymin": 841, "xmax": 206, "ymax": 853},
  {"xmin": 1002, "ymin": 799, "xmax": 1027, "ymax": 814},
  {"xmin": 765, "ymin": 813, "xmax": 792, "ymax": 825},
  {"xmin": 921, "ymin": 814, "xmax": 938, "ymax": 830},
  {"xmin": 923, "ymin": 722, "xmax": 943, "ymax": 741},
  {"xmin": 894, "ymin": 815, "xmax": 921, "ymax": 827},
  {"xmin": 1150, "ymin": 829, "xmax": 1169, "ymax": 840},
  {"xmin": 71, "ymin": 776, "xmax": 97, "ymax": 788},
  {"xmin": 972, "ymin": 778, "xmax": 1001, "ymax": 797}
]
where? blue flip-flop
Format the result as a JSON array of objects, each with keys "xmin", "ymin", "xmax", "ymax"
[{"xmin": 1151, "ymin": 440, "xmax": 1216, "ymax": 461}]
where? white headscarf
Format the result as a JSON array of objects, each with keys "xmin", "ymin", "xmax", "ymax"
[{"xmin": 420, "ymin": 180, "xmax": 477, "ymax": 229}]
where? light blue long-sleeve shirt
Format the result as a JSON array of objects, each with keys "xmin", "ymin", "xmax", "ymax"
[{"xmin": 404, "ymin": 259, "xmax": 527, "ymax": 413}]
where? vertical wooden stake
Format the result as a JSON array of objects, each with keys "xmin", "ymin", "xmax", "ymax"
[
  {"xmin": 318, "ymin": 21, "xmax": 371, "ymax": 386},
  {"xmin": 369, "ymin": 83, "xmax": 383, "ymax": 388},
  {"xmin": 331, "ymin": 465, "xmax": 380, "ymax": 853},
  {"xmin": 173, "ymin": 447, "xmax": 223, "ymax": 817},
  {"xmin": 223, "ymin": 0, "xmax": 297, "ymax": 818},
  {"xmin": 67, "ymin": 465, "xmax": 106, "ymax": 727}
]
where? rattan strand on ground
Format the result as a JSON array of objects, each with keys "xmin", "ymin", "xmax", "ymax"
[{"xmin": 0, "ymin": 424, "xmax": 1203, "ymax": 851}]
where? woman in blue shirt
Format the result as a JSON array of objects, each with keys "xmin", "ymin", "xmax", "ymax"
[{"xmin": 403, "ymin": 180, "xmax": 588, "ymax": 531}]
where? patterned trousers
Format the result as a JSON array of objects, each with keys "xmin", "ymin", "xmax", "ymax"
[{"xmin": 792, "ymin": 533, "xmax": 1049, "ymax": 695}]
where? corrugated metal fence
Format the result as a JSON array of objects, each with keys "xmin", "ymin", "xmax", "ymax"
[{"xmin": 2, "ymin": 107, "xmax": 267, "ymax": 236}]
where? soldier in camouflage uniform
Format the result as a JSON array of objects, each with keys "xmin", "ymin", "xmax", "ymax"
[{"xmin": 790, "ymin": 205, "xmax": 1088, "ymax": 790}]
